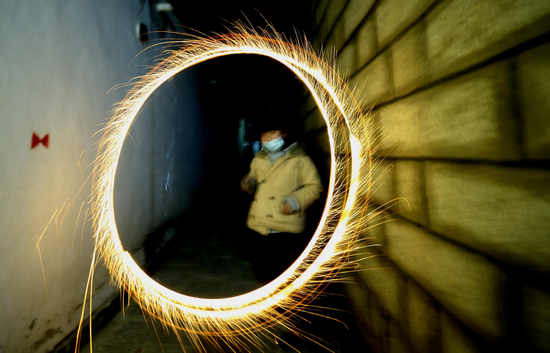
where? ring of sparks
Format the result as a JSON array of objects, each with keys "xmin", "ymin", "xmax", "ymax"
[{"xmin": 91, "ymin": 26, "xmax": 372, "ymax": 350}]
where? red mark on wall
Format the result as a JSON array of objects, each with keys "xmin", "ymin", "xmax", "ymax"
[{"xmin": 32, "ymin": 133, "xmax": 49, "ymax": 149}]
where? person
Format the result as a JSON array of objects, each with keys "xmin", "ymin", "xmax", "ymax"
[{"xmin": 241, "ymin": 120, "xmax": 323, "ymax": 283}]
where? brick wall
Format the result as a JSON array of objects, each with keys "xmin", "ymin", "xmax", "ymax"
[{"xmin": 300, "ymin": 1, "xmax": 550, "ymax": 352}]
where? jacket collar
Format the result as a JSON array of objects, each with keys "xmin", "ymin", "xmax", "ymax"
[{"xmin": 256, "ymin": 143, "xmax": 303, "ymax": 181}]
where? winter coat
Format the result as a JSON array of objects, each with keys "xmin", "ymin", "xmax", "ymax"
[{"xmin": 246, "ymin": 144, "xmax": 323, "ymax": 235}]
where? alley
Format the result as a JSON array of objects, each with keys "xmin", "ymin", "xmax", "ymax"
[{"xmin": 78, "ymin": 214, "xmax": 365, "ymax": 353}]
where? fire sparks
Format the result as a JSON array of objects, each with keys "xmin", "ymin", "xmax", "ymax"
[{"xmin": 88, "ymin": 24, "xmax": 375, "ymax": 352}]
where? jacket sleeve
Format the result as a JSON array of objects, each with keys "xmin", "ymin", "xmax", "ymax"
[
  {"xmin": 247, "ymin": 157, "xmax": 258, "ymax": 179},
  {"xmin": 240, "ymin": 158, "xmax": 259, "ymax": 195},
  {"xmin": 288, "ymin": 156, "xmax": 323, "ymax": 211}
]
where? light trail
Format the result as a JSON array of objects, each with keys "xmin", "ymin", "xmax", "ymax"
[
  {"xmin": 89, "ymin": 24, "xmax": 375, "ymax": 352},
  {"xmin": 37, "ymin": 209, "xmax": 59, "ymax": 317}
]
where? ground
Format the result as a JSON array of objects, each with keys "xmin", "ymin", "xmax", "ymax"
[{"xmin": 78, "ymin": 223, "xmax": 367, "ymax": 353}]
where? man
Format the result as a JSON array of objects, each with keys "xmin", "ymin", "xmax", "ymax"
[{"xmin": 241, "ymin": 121, "xmax": 323, "ymax": 282}]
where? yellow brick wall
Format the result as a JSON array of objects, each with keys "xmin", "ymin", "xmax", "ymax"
[{"xmin": 301, "ymin": 1, "xmax": 550, "ymax": 352}]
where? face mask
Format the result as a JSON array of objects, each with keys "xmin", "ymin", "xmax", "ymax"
[{"xmin": 262, "ymin": 136, "xmax": 285, "ymax": 152}]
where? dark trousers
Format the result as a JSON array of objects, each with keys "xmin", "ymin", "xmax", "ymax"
[{"xmin": 241, "ymin": 227, "xmax": 310, "ymax": 284}]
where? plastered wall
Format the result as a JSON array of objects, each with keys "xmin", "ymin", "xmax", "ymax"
[
  {"xmin": 301, "ymin": 1, "xmax": 550, "ymax": 352},
  {"xmin": 0, "ymin": 1, "xmax": 205, "ymax": 352}
]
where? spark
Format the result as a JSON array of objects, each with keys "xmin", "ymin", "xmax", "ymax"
[
  {"xmin": 78, "ymin": 150, "xmax": 85, "ymax": 180},
  {"xmin": 37, "ymin": 209, "xmax": 59, "ymax": 317},
  {"xmin": 79, "ymin": 207, "xmax": 90, "ymax": 253},
  {"xmin": 72, "ymin": 200, "xmax": 86, "ymax": 251},
  {"xmin": 55, "ymin": 198, "xmax": 69, "ymax": 240},
  {"xmin": 74, "ymin": 248, "xmax": 97, "ymax": 352},
  {"xmin": 89, "ymin": 24, "xmax": 376, "ymax": 352}
]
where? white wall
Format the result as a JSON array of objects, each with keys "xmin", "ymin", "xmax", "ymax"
[{"xmin": 0, "ymin": 1, "xmax": 205, "ymax": 352}]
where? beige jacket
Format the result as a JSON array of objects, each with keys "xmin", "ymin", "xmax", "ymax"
[{"xmin": 246, "ymin": 144, "xmax": 323, "ymax": 235}]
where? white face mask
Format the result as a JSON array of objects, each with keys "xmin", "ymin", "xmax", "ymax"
[{"xmin": 262, "ymin": 136, "xmax": 285, "ymax": 152}]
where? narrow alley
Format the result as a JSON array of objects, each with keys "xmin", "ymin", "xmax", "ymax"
[{"xmin": 78, "ymin": 211, "xmax": 365, "ymax": 353}]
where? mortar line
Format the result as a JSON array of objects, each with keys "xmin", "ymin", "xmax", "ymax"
[
  {"xmin": 365, "ymin": 198, "xmax": 550, "ymax": 283},
  {"xmin": 321, "ymin": 0, "xmax": 351, "ymax": 46},
  {"xmin": 335, "ymin": 0, "xmax": 381, "ymax": 54},
  {"xmin": 419, "ymin": 161, "xmax": 431, "ymax": 228},
  {"xmin": 348, "ymin": 0, "xmax": 444, "ymax": 80},
  {"xmin": 374, "ymin": 155, "xmax": 550, "ymax": 170},
  {"xmin": 363, "ymin": 31, "xmax": 550, "ymax": 113},
  {"xmin": 310, "ymin": 0, "xmax": 330, "ymax": 42},
  {"xmin": 509, "ymin": 56, "xmax": 528, "ymax": 160}
]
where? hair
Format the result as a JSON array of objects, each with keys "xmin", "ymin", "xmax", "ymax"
[
  {"xmin": 249, "ymin": 107, "xmax": 299, "ymax": 144},
  {"xmin": 257, "ymin": 113, "xmax": 288, "ymax": 134}
]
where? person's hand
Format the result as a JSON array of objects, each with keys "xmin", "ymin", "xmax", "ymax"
[
  {"xmin": 240, "ymin": 176, "xmax": 257, "ymax": 196},
  {"xmin": 281, "ymin": 202, "xmax": 294, "ymax": 215}
]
